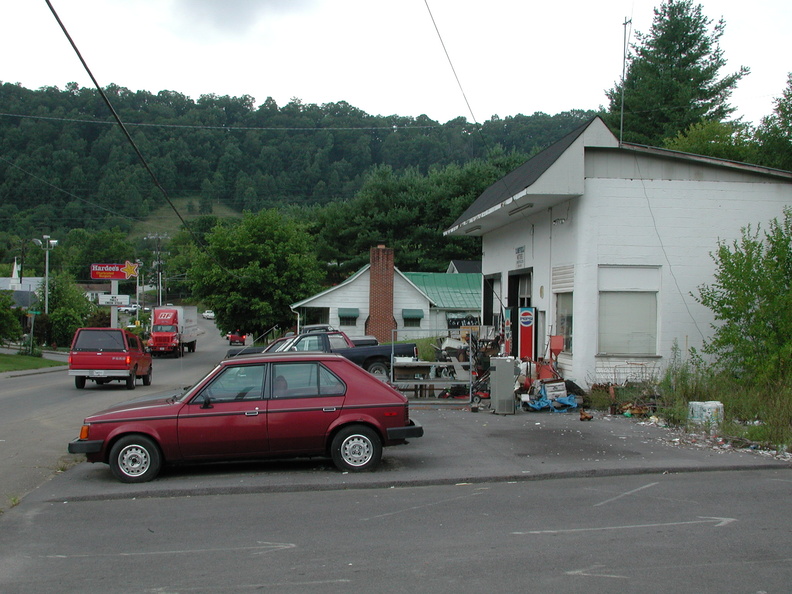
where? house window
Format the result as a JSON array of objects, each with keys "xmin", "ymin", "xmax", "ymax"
[
  {"xmin": 338, "ymin": 308, "xmax": 359, "ymax": 327},
  {"xmin": 598, "ymin": 292, "xmax": 657, "ymax": 355},
  {"xmin": 402, "ymin": 309, "xmax": 424, "ymax": 328},
  {"xmin": 555, "ymin": 292, "xmax": 573, "ymax": 353}
]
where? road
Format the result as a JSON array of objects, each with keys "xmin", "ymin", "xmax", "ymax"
[
  {"xmin": 2, "ymin": 469, "xmax": 791, "ymax": 592},
  {"xmin": 2, "ymin": 319, "xmax": 791, "ymax": 591},
  {"xmin": 0, "ymin": 317, "xmax": 228, "ymax": 510}
]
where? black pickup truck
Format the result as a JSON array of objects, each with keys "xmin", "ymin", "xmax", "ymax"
[{"xmin": 280, "ymin": 331, "xmax": 417, "ymax": 378}]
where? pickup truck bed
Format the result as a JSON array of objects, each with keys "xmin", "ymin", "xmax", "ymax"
[{"xmin": 282, "ymin": 331, "xmax": 417, "ymax": 378}]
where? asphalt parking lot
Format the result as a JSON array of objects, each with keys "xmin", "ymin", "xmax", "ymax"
[{"xmin": 25, "ymin": 403, "xmax": 791, "ymax": 505}]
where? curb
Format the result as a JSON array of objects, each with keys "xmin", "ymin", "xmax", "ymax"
[{"xmin": 45, "ymin": 461, "xmax": 792, "ymax": 504}]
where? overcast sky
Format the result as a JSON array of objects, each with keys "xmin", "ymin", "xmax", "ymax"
[{"xmin": 2, "ymin": 0, "xmax": 790, "ymax": 126}]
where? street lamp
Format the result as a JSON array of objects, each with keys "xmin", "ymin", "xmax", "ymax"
[{"xmin": 32, "ymin": 235, "xmax": 58, "ymax": 314}]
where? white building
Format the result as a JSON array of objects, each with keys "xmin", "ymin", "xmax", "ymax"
[
  {"xmin": 291, "ymin": 246, "xmax": 481, "ymax": 342},
  {"xmin": 445, "ymin": 117, "xmax": 792, "ymax": 387}
]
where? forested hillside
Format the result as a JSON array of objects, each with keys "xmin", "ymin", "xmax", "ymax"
[{"xmin": 0, "ymin": 81, "xmax": 596, "ymax": 240}]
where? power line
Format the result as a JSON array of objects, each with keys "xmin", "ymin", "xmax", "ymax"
[
  {"xmin": 44, "ymin": 0, "xmax": 233, "ymax": 276},
  {"xmin": 0, "ymin": 111, "xmax": 440, "ymax": 131}
]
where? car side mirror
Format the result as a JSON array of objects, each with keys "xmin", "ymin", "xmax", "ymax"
[{"xmin": 200, "ymin": 395, "xmax": 213, "ymax": 409}]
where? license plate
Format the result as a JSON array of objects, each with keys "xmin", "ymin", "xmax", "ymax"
[{"xmin": 92, "ymin": 370, "xmax": 105, "ymax": 377}]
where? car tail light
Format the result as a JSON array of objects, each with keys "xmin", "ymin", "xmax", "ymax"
[
  {"xmin": 79, "ymin": 425, "xmax": 90, "ymax": 439},
  {"xmin": 125, "ymin": 354, "xmax": 132, "ymax": 365}
]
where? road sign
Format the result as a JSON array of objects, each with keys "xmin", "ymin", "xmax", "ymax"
[{"xmin": 98, "ymin": 294, "xmax": 131, "ymax": 306}]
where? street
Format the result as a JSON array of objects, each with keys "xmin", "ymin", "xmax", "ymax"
[
  {"xmin": 1, "ymin": 469, "xmax": 791, "ymax": 592},
  {"xmin": 0, "ymin": 317, "xmax": 227, "ymax": 508},
  {"xmin": 1, "ymin": 319, "xmax": 791, "ymax": 592}
]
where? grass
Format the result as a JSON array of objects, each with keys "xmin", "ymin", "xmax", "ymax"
[
  {"xmin": 128, "ymin": 197, "xmax": 242, "ymax": 240},
  {"xmin": 593, "ymin": 344, "xmax": 792, "ymax": 452},
  {"xmin": 0, "ymin": 353, "xmax": 66, "ymax": 373}
]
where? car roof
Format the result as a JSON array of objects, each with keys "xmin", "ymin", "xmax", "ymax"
[{"xmin": 220, "ymin": 351, "xmax": 348, "ymax": 364}]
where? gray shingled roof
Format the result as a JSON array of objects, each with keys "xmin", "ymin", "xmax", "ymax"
[{"xmin": 449, "ymin": 117, "xmax": 594, "ymax": 228}]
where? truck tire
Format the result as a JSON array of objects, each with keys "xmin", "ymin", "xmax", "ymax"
[
  {"xmin": 330, "ymin": 425, "xmax": 382, "ymax": 472},
  {"xmin": 365, "ymin": 360, "xmax": 389, "ymax": 379},
  {"xmin": 142, "ymin": 365, "xmax": 152, "ymax": 386},
  {"xmin": 126, "ymin": 370, "xmax": 136, "ymax": 390},
  {"xmin": 75, "ymin": 376, "xmax": 86, "ymax": 389},
  {"xmin": 109, "ymin": 434, "xmax": 162, "ymax": 483}
]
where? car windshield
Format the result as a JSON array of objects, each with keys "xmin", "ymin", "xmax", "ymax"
[
  {"xmin": 153, "ymin": 325, "xmax": 177, "ymax": 332},
  {"xmin": 174, "ymin": 364, "xmax": 223, "ymax": 402},
  {"xmin": 72, "ymin": 329, "xmax": 126, "ymax": 352},
  {"xmin": 275, "ymin": 337, "xmax": 296, "ymax": 352}
]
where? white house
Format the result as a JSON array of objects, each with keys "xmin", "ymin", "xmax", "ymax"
[
  {"xmin": 445, "ymin": 116, "xmax": 792, "ymax": 387},
  {"xmin": 291, "ymin": 245, "xmax": 482, "ymax": 342}
]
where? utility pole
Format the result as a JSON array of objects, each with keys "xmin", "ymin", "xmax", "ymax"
[
  {"xmin": 145, "ymin": 234, "xmax": 168, "ymax": 307},
  {"xmin": 619, "ymin": 17, "xmax": 632, "ymax": 147},
  {"xmin": 32, "ymin": 235, "xmax": 58, "ymax": 314}
]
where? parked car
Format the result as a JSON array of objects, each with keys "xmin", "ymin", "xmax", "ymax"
[
  {"xmin": 67, "ymin": 352, "xmax": 423, "ymax": 482},
  {"xmin": 118, "ymin": 303, "xmax": 149, "ymax": 314},
  {"xmin": 68, "ymin": 327, "xmax": 153, "ymax": 390},
  {"xmin": 278, "ymin": 330, "xmax": 417, "ymax": 377},
  {"xmin": 201, "ymin": 310, "xmax": 215, "ymax": 319}
]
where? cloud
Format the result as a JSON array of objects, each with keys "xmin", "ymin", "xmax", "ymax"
[{"xmin": 172, "ymin": 0, "xmax": 316, "ymax": 35}]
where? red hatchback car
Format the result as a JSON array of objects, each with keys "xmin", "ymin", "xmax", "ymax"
[{"xmin": 68, "ymin": 352, "xmax": 423, "ymax": 482}]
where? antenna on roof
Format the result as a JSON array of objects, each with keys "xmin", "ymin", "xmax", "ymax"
[{"xmin": 619, "ymin": 17, "xmax": 632, "ymax": 146}]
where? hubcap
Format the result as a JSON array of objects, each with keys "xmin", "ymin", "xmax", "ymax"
[
  {"xmin": 341, "ymin": 435, "xmax": 372, "ymax": 467},
  {"xmin": 118, "ymin": 445, "xmax": 150, "ymax": 477}
]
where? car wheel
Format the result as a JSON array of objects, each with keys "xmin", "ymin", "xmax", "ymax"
[
  {"xmin": 142, "ymin": 365, "xmax": 152, "ymax": 386},
  {"xmin": 126, "ymin": 370, "xmax": 136, "ymax": 390},
  {"xmin": 109, "ymin": 435, "xmax": 161, "ymax": 483},
  {"xmin": 365, "ymin": 360, "xmax": 389, "ymax": 379},
  {"xmin": 75, "ymin": 376, "xmax": 86, "ymax": 389},
  {"xmin": 331, "ymin": 425, "xmax": 382, "ymax": 472}
]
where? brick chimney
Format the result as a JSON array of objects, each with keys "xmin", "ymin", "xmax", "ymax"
[{"xmin": 366, "ymin": 245, "xmax": 397, "ymax": 343}]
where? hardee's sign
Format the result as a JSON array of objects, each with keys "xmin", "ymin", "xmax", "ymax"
[{"xmin": 90, "ymin": 261, "xmax": 139, "ymax": 280}]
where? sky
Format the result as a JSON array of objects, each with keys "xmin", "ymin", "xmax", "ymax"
[{"xmin": 2, "ymin": 0, "xmax": 790, "ymax": 126}]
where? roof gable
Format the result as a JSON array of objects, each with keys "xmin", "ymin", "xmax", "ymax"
[{"xmin": 446, "ymin": 117, "xmax": 617, "ymax": 236}]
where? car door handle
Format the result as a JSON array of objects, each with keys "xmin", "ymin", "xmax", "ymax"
[
  {"xmin": 244, "ymin": 410, "xmax": 259, "ymax": 416},
  {"xmin": 323, "ymin": 407, "xmax": 336, "ymax": 412}
]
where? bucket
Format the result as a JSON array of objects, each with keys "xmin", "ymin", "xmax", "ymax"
[{"xmin": 688, "ymin": 401, "xmax": 724, "ymax": 425}]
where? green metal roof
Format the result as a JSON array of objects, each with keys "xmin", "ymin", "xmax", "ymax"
[{"xmin": 403, "ymin": 272, "xmax": 481, "ymax": 310}]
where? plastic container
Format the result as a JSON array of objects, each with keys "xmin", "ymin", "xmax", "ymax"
[{"xmin": 688, "ymin": 401, "xmax": 724, "ymax": 425}]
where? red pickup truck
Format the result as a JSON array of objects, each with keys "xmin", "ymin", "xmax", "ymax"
[{"xmin": 68, "ymin": 328, "xmax": 153, "ymax": 390}]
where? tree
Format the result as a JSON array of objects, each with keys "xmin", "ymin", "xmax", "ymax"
[
  {"xmin": 663, "ymin": 120, "xmax": 757, "ymax": 162},
  {"xmin": 754, "ymin": 72, "xmax": 792, "ymax": 171},
  {"xmin": 0, "ymin": 291, "xmax": 23, "ymax": 342},
  {"xmin": 696, "ymin": 207, "xmax": 792, "ymax": 384},
  {"xmin": 38, "ymin": 272, "xmax": 94, "ymax": 322},
  {"xmin": 49, "ymin": 308, "xmax": 83, "ymax": 348},
  {"xmin": 605, "ymin": 0, "xmax": 749, "ymax": 146},
  {"xmin": 188, "ymin": 210, "xmax": 323, "ymax": 337}
]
